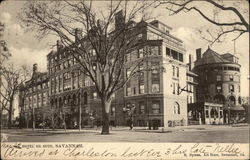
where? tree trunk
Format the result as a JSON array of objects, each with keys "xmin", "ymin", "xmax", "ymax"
[
  {"xmin": 51, "ymin": 114, "xmax": 55, "ymax": 130},
  {"xmin": 8, "ymin": 103, "xmax": 13, "ymax": 129},
  {"xmin": 101, "ymin": 99, "xmax": 111, "ymax": 135},
  {"xmin": 63, "ymin": 114, "xmax": 67, "ymax": 132},
  {"xmin": 32, "ymin": 107, "xmax": 35, "ymax": 131}
]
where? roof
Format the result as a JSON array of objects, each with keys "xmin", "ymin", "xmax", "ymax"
[{"xmin": 195, "ymin": 47, "xmax": 231, "ymax": 66}]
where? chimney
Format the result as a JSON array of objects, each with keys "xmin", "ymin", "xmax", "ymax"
[
  {"xmin": 57, "ymin": 40, "xmax": 63, "ymax": 51},
  {"xmin": 75, "ymin": 28, "xmax": 82, "ymax": 42},
  {"xmin": 196, "ymin": 48, "xmax": 202, "ymax": 60},
  {"xmin": 188, "ymin": 54, "xmax": 194, "ymax": 71},
  {"xmin": 115, "ymin": 10, "xmax": 125, "ymax": 29},
  {"xmin": 33, "ymin": 63, "xmax": 38, "ymax": 75}
]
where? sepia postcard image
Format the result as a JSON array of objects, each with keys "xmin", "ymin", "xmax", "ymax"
[{"xmin": 0, "ymin": 0, "xmax": 249, "ymax": 159}]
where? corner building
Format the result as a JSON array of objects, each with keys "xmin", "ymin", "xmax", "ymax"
[
  {"xmin": 189, "ymin": 47, "xmax": 244, "ymax": 124},
  {"xmin": 124, "ymin": 20, "xmax": 190, "ymax": 128}
]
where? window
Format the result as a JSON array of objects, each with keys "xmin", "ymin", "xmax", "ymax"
[
  {"xmin": 172, "ymin": 82, "xmax": 175, "ymax": 94},
  {"xmin": 172, "ymin": 50, "xmax": 178, "ymax": 60},
  {"xmin": 166, "ymin": 47, "xmax": 171, "ymax": 56},
  {"xmin": 126, "ymin": 87, "xmax": 132, "ymax": 96},
  {"xmin": 138, "ymin": 48, "xmax": 144, "ymax": 58},
  {"xmin": 137, "ymin": 33, "xmax": 143, "ymax": 40},
  {"xmin": 176, "ymin": 67, "xmax": 179, "ymax": 77},
  {"xmin": 64, "ymin": 61, "xmax": 68, "ymax": 69},
  {"xmin": 152, "ymin": 84, "xmax": 160, "ymax": 93},
  {"xmin": 178, "ymin": 53, "xmax": 183, "ymax": 62},
  {"xmin": 229, "ymin": 84, "xmax": 234, "ymax": 92},
  {"xmin": 133, "ymin": 87, "xmax": 136, "ymax": 94},
  {"xmin": 33, "ymin": 95, "xmax": 37, "ymax": 108},
  {"xmin": 63, "ymin": 72, "xmax": 71, "ymax": 91},
  {"xmin": 37, "ymin": 94, "xmax": 41, "ymax": 107},
  {"xmin": 229, "ymin": 96, "xmax": 236, "ymax": 104},
  {"xmin": 152, "ymin": 62, "xmax": 160, "ymax": 93},
  {"xmin": 152, "ymin": 101, "xmax": 160, "ymax": 114},
  {"xmin": 126, "ymin": 68, "xmax": 131, "ymax": 78},
  {"xmin": 93, "ymin": 92, "xmax": 97, "ymax": 99},
  {"xmin": 151, "ymin": 46, "xmax": 159, "ymax": 55},
  {"xmin": 172, "ymin": 82, "xmax": 179, "ymax": 95},
  {"xmin": 210, "ymin": 108, "xmax": 218, "ymax": 118},
  {"xmin": 205, "ymin": 110, "xmax": 209, "ymax": 118},
  {"xmin": 229, "ymin": 75, "xmax": 234, "ymax": 81},
  {"xmin": 111, "ymin": 106, "xmax": 115, "ymax": 116},
  {"xmin": 139, "ymin": 102, "xmax": 145, "ymax": 114},
  {"xmin": 220, "ymin": 110, "xmax": 223, "ymax": 118},
  {"xmin": 172, "ymin": 65, "xmax": 175, "ymax": 77},
  {"xmin": 174, "ymin": 102, "xmax": 180, "ymax": 114},
  {"xmin": 189, "ymin": 96, "xmax": 193, "ymax": 103},
  {"xmin": 238, "ymin": 85, "xmax": 240, "ymax": 92},
  {"xmin": 139, "ymin": 84, "xmax": 144, "ymax": 94},
  {"xmin": 216, "ymin": 84, "xmax": 222, "ymax": 93},
  {"xmin": 59, "ymin": 75, "xmax": 63, "ymax": 92},
  {"xmin": 216, "ymin": 75, "xmax": 222, "ymax": 81},
  {"xmin": 42, "ymin": 92, "xmax": 47, "ymax": 106},
  {"xmin": 138, "ymin": 65, "xmax": 144, "ymax": 83}
]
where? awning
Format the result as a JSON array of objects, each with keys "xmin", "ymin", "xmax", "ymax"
[{"xmin": 223, "ymin": 104, "xmax": 245, "ymax": 111}]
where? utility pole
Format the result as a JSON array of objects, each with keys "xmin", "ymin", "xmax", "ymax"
[{"xmin": 79, "ymin": 93, "xmax": 81, "ymax": 131}]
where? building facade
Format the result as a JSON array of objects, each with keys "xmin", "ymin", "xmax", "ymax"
[
  {"xmin": 123, "ymin": 20, "xmax": 194, "ymax": 128},
  {"xmin": 19, "ymin": 64, "xmax": 50, "ymax": 128},
  {"xmin": 19, "ymin": 13, "xmax": 197, "ymax": 129},
  {"xmin": 188, "ymin": 47, "xmax": 245, "ymax": 125}
]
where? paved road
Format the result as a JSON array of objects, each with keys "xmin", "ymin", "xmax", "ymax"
[{"xmin": 1, "ymin": 126, "xmax": 249, "ymax": 143}]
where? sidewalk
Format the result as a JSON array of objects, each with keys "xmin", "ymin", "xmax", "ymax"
[{"xmin": 1, "ymin": 124, "xmax": 248, "ymax": 134}]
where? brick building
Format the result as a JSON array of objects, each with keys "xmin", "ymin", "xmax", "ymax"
[
  {"xmin": 19, "ymin": 64, "xmax": 50, "ymax": 128},
  {"xmin": 19, "ymin": 12, "xmax": 197, "ymax": 129}
]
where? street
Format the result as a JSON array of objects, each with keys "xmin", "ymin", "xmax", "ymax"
[{"xmin": 1, "ymin": 125, "xmax": 249, "ymax": 143}]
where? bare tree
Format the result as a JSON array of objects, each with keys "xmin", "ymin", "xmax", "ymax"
[
  {"xmin": 156, "ymin": 0, "xmax": 249, "ymax": 45},
  {"xmin": 19, "ymin": 0, "xmax": 153, "ymax": 134},
  {"xmin": 0, "ymin": 22, "xmax": 11, "ymax": 125},
  {"xmin": 0, "ymin": 64, "xmax": 30, "ymax": 129}
]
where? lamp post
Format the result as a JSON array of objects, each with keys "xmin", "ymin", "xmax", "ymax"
[{"xmin": 123, "ymin": 104, "xmax": 135, "ymax": 130}]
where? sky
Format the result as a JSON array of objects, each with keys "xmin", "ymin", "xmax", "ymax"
[{"xmin": 0, "ymin": 0, "xmax": 249, "ymax": 97}]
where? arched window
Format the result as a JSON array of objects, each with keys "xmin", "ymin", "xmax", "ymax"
[
  {"xmin": 63, "ymin": 96, "xmax": 67, "ymax": 105},
  {"xmin": 55, "ymin": 98, "xmax": 58, "ymax": 108},
  {"xmin": 59, "ymin": 98, "xmax": 62, "ymax": 108},
  {"xmin": 229, "ymin": 96, "xmax": 236, "ymax": 104},
  {"xmin": 238, "ymin": 96, "xmax": 242, "ymax": 104},
  {"xmin": 72, "ymin": 94, "xmax": 77, "ymax": 105},
  {"xmin": 210, "ymin": 108, "xmax": 218, "ymax": 118},
  {"xmin": 83, "ymin": 92, "xmax": 88, "ymax": 105},
  {"xmin": 51, "ymin": 99, "xmax": 54, "ymax": 108},
  {"xmin": 68, "ymin": 96, "xmax": 71, "ymax": 105},
  {"xmin": 174, "ymin": 102, "xmax": 180, "ymax": 114}
]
